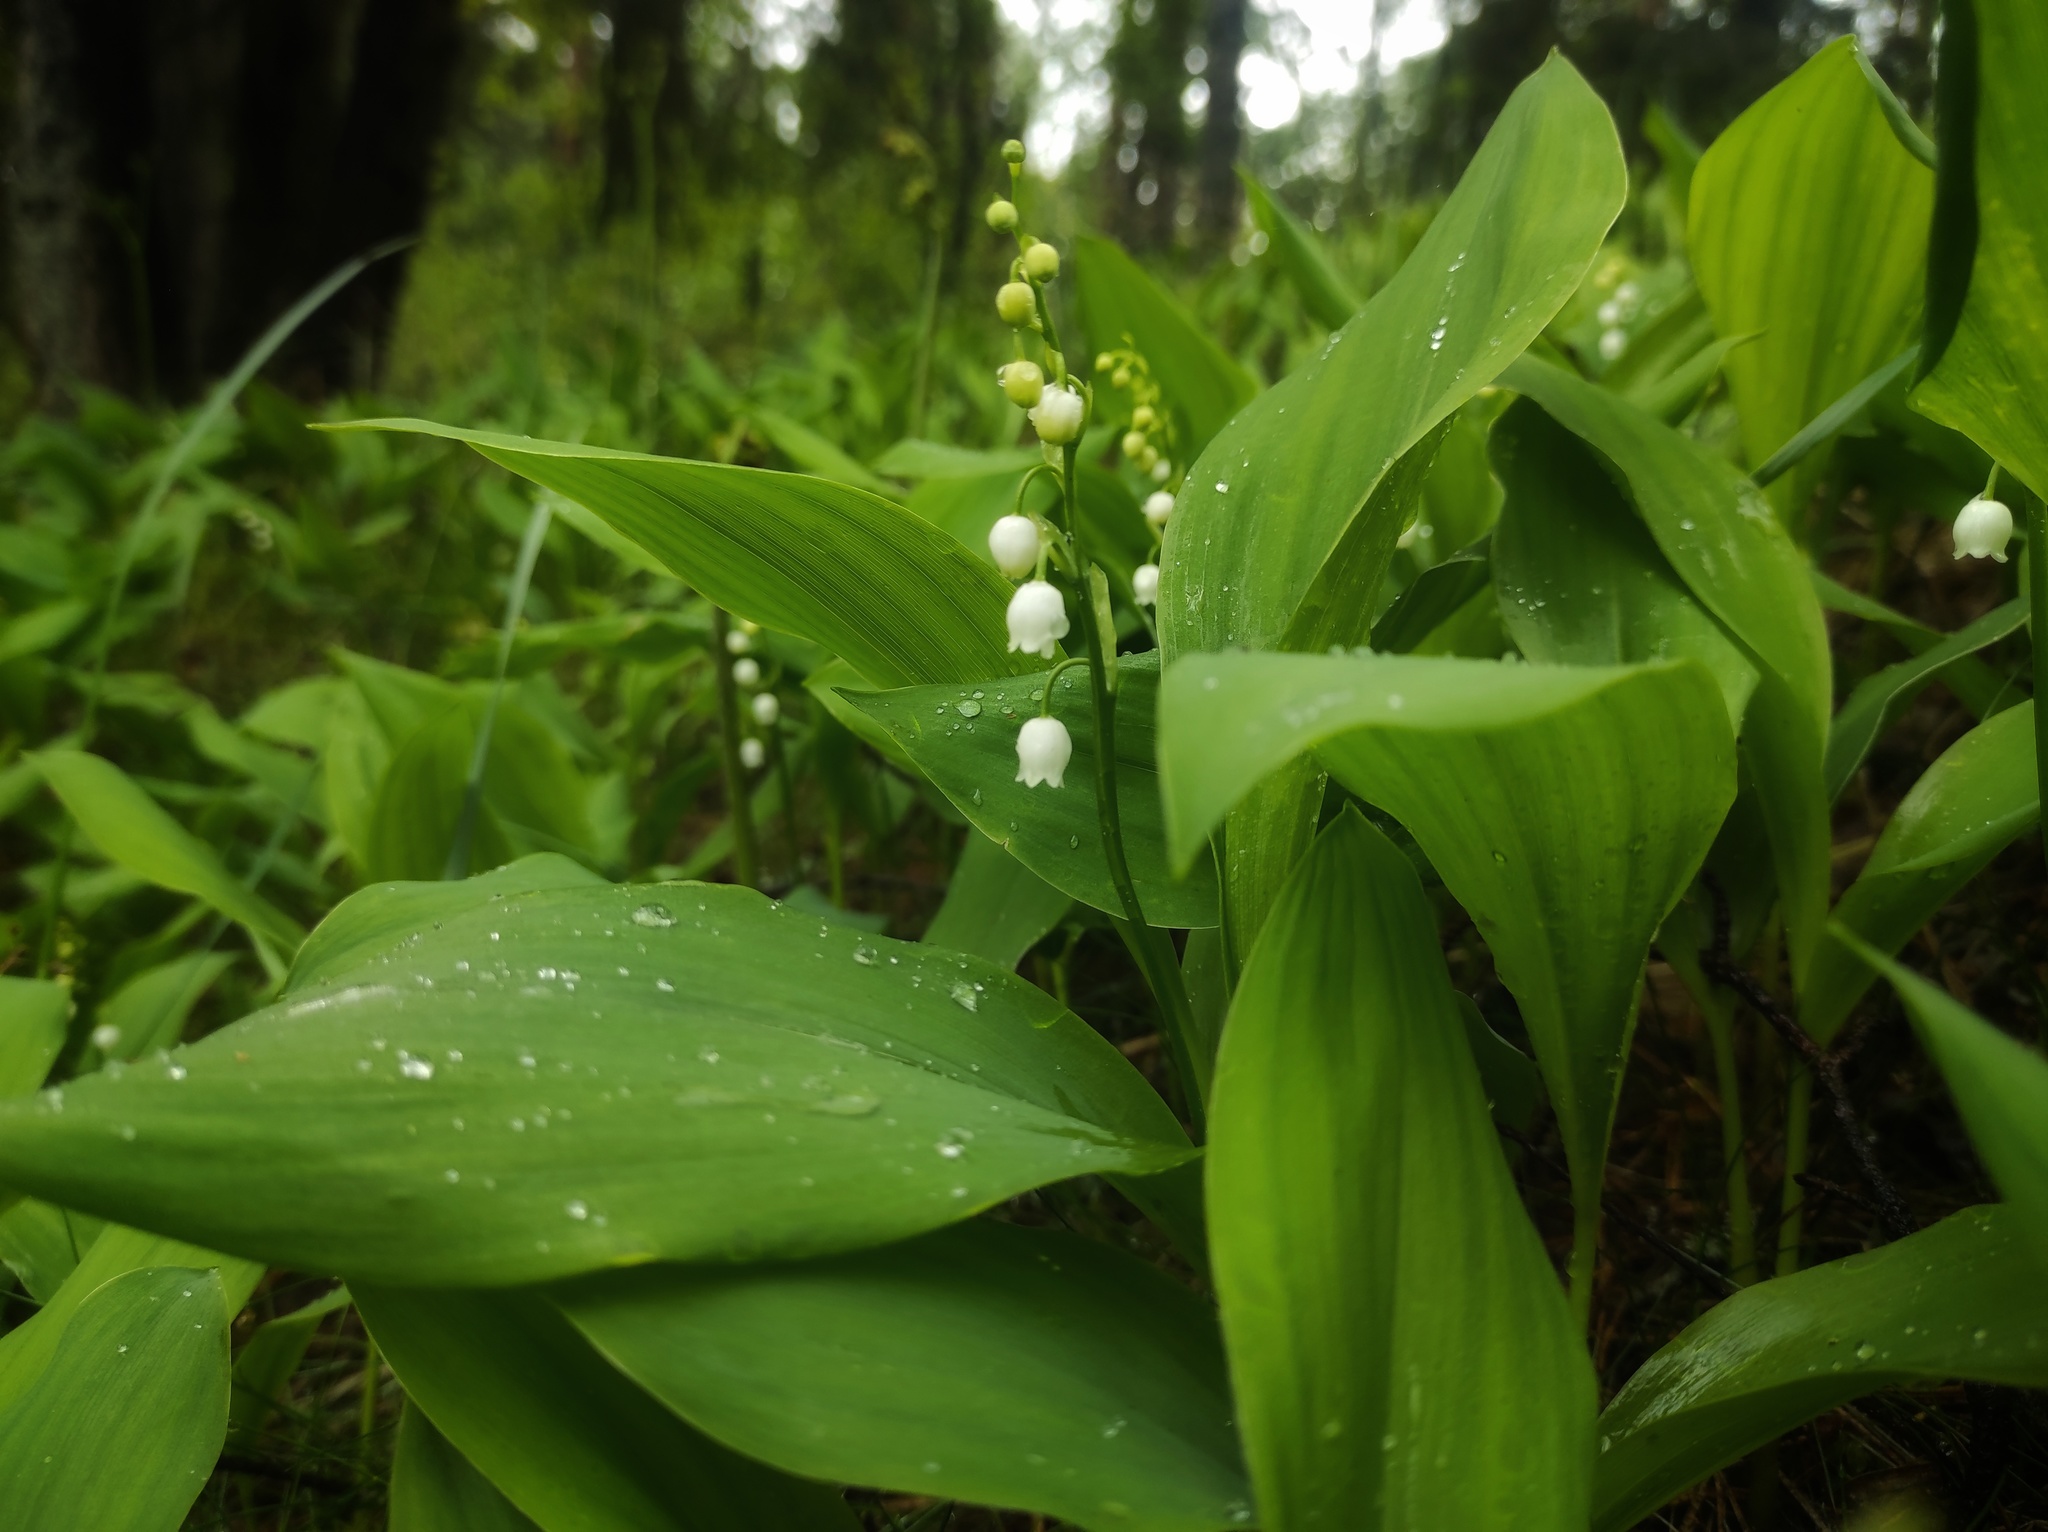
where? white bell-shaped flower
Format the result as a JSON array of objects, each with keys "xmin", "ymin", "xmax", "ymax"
[
  {"xmin": 1952, "ymin": 495, "xmax": 2013, "ymax": 562},
  {"xmin": 738, "ymin": 737, "xmax": 766, "ymax": 770},
  {"xmin": 751, "ymin": 691, "xmax": 780, "ymax": 726},
  {"xmin": 1132, "ymin": 563, "xmax": 1160, "ymax": 606},
  {"xmin": 1029, "ymin": 385, "xmax": 1085, "ymax": 445},
  {"xmin": 1015, "ymin": 715, "xmax": 1072, "ymax": 789},
  {"xmin": 1143, "ymin": 490, "xmax": 1175, "ymax": 529},
  {"xmin": 1006, "ymin": 580, "xmax": 1069, "ymax": 658},
  {"xmin": 1151, "ymin": 458, "xmax": 1172, "ymax": 483},
  {"xmin": 731, "ymin": 656, "xmax": 760, "ymax": 688},
  {"xmin": 725, "ymin": 627, "xmax": 751, "ymax": 655},
  {"xmin": 988, "ymin": 514, "xmax": 1040, "ymax": 577}
]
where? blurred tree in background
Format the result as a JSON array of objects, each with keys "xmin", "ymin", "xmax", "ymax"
[{"xmin": 0, "ymin": 0, "xmax": 1928, "ymax": 423}]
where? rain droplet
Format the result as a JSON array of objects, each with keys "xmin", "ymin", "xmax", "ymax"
[
  {"xmin": 950, "ymin": 982, "xmax": 980, "ymax": 1012},
  {"xmin": 565, "ymin": 1200, "xmax": 589, "ymax": 1220},
  {"xmin": 956, "ymin": 700, "xmax": 982, "ymax": 718},
  {"xmin": 400, "ymin": 1057, "xmax": 434, "ymax": 1081},
  {"xmin": 632, "ymin": 903, "xmax": 678, "ymax": 929},
  {"xmin": 1855, "ymin": 1341, "xmax": 1877, "ymax": 1361},
  {"xmin": 853, "ymin": 945, "xmax": 879, "ymax": 966}
]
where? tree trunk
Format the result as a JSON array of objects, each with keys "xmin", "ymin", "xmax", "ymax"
[
  {"xmin": 1195, "ymin": 0, "xmax": 1247, "ymax": 245},
  {"xmin": 4, "ymin": 0, "xmax": 465, "ymax": 405}
]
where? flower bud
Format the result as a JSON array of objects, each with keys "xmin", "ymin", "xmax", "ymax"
[
  {"xmin": 1121, "ymin": 430, "xmax": 1148, "ymax": 460},
  {"xmin": 1143, "ymin": 490, "xmax": 1175, "ymax": 529},
  {"xmin": 1022, "ymin": 242, "xmax": 1060, "ymax": 282},
  {"xmin": 999, "ymin": 359, "xmax": 1045, "ymax": 408},
  {"xmin": 1001, "ymin": 139, "xmax": 1026, "ymax": 164},
  {"xmin": 1138, "ymin": 445, "xmax": 1159, "ymax": 473},
  {"xmin": 1111, "ymin": 367, "xmax": 1132, "ymax": 389},
  {"xmin": 996, "ymin": 282, "xmax": 1038, "ymax": 327},
  {"xmin": 90, "ymin": 1023, "xmax": 121, "ymax": 1053},
  {"xmin": 988, "ymin": 514, "xmax": 1041, "ymax": 578},
  {"xmin": 1132, "ymin": 563, "xmax": 1160, "ymax": 606},
  {"xmin": 751, "ymin": 691, "xmax": 780, "ymax": 726},
  {"xmin": 1095, "ymin": 353, "xmax": 1114, "ymax": 372},
  {"xmin": 1151, "ymin": 459, "xmax": 1172, "ymax": 483},
  {"xmin": 1132, "ymin": 404, "xmax": 1156, "ymax": 429},
  {"xmin": 1952, "ymin": 495, "xmax": 2013, "ymax": 562},
  {"xmin": 738, "ymin": 737, "xmax": 766, "ymax": 770},
  {"xmin": 1006, "ymin": 579, "xmax": 1069, "ymax": 659},
  {"xmin": 1015, "ymin": 714, "xmax": 1072, "ymax": 788},
  {"xmin": 731, "ymin": 656, "xmax": 760, "ymax": 688},
  {"xmin": 1028, "ymin": 384, "xmax": 1085, "ymax": 445},
  {"xmin": 725, "ymin": 628, "xmax": 752, "ymax": 655},
  {"xmin": 986, "ymin": 198, "xmax": 1018, "ymax": 231}
]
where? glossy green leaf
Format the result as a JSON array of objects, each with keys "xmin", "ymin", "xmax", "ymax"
[
  {"xmin": 1912, "ymin": 0, "xmax": 2048, "ymax": 497},
  {"xmin": 1848, "ymin": 938, "xmax": 2048, "ymax": 1263},
  {"xmin": 1824, "ymin": 598, "xmax": 2025, "ymax": 799},
  {"xmin": 1370, "ymin": 538, "xmax": 1491, "ymax": 656},
  {"xmin": 748, "ymin": 406, "xmax": 897, "ymax": 497},
  {"xmin": 1502, "ymin": 355, "xmax": 1832, "ymax": 986},
  {"xmin": 558, "ymin": 1219, "xmax": 1251, "ymax": 1532},
  {"xmin": 1159, "ymin": 649, "xmax": 1734, "ymax": 1230},
  {"xmin": 358, "ymin": 1283, "xmax": 857, "ymax": 1531},
  {"xmin": 1208, "ymin": 813, "xmax": 1594, "ymax": 1530},
  {"xmin": 391, "ymin": 1404, "xmax": 542, "ymax": 1532},
  {"xmin": 1803, "ymin": 703, "xmax": 2036, "ymax": 1043},
  {"xmin": 1752, "ymin": 346, "xmax": 1918, "ymax": 489},
  {"xmin": 92, "ymin": 952, "xmax": 236, "ymax": 1061},
  {"xmin": 0, "ymin": 1200, "xmax": 101, "ymax": 1301},
  {"xmin": 0, "ymin": 876, "xmax": 1190, "ymax": 1286},
  {"xmin": 1491, "ymin": 399, "xmax": 1759, "ymax": 730},
  {"xmin": 0, "ymin": 1266, "xmax": 231, "ymax": 1532},
  {"xmin": 922, "ymin": 831, "xmax": 1071, "ymax": 970},
  {"xmin": 1161, "ymin": 55, "xmax": 1623, "ymax": 663},
  {"xmin": 1593, "ymin": 1206, "xmax": 2048, "ymax": 1532},
  {"xmin": 1239, "ymin": 170, "xmax": 1359, "ymax": 330},
  {"xmin": 1689, "ymin": 38, "xmax": 1934, "ymax": 510},
  {"xmin": 0, "ymin": 977, "xmax": 68, "ymax": 1097},
  {"xmin": 846, "ymin": 654, "xmax": 1218, "ymax": 928},
  {"xmin": 1072, "ymin": 235, "xmax": 1257, "ymax": 457},
  {"xmin": 1812, "ymin": 569, "xmax": 2008, "ymax": 717},
  {"xmin": 331, "ymin": 421, "xmax": 1024, "ymax": 689},
  {"xmin": 31, "ymin": 749, "xmax": 305, "ymax": 953},
  {"xmin": 225, "ymin": 1285, "xmax": 351, "ymax": 1452}
]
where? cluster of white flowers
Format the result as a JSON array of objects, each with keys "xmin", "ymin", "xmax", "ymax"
[{"xmin": 726, "ymin": 618, "xmax": 777, "ymax": 770}]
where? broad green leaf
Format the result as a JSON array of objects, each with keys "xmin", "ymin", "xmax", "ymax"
[
  {"xmin": 366, "ymin": 706, "xmax": 514, "ymax": 882},
  {"xmin": 0, "ymin": 877, "xmax": 1190, "ymax": 1286},
  {"xmin": 1161, "ymin": 55, "xmax": 1623, "ymax": 663},
  {"xmin": 1688, "ymin": 38, "xmax": 1934, "ymax": 512},
  {"xmin": 870, "ymin": 439, "xmax": 1041, "ymax": 479},
  {"xmin": 358, "ymin": 1284, "xmax": 856, "ymax": 1531},
  {"xmin": 1811, "ymin": 569, "xmax": 2008, "ymax": 717},
  {"xmin": 291, "ymin": 854, "xmax": 605, "ymax": 989},
  {"xmin": 1209, "ymin": 813, "xmax": 1594, "ymax": 1530},
  {"xmin": 1911, "ymin": 0, "xmax": 2048, "ymax": 497},
  {"xmin": 1491, "ymin": 399, "xmax": 1759, "ymax": 729},
  {"xmin": 1240, "ymin": 170, "xmax": 1359, "ymax": 330},
  {"xmin": 0, "ymin": 977, "xmax": 68, "ymax": 1096},
  {"xmin": 922, "ymin": 831, "xmax": 1071, "ymax": 970},
  {"xmin": 558, "ymin": 1219, "xmax": 1251, "ymax": 1532},
  {"xmin": 1593, "ymin": 1206, "xmax": 2048, "ymax": 1532},
  {"xmin": 1072, "ymin": 235, "xmax": 1257, "ymax": 457},
  {"xmin": 1158, "ymin": 650, "xmax": 1734, "ymax": 1231},
  {"xmin": 0, "ymin": 597, "xmax": 90, "ymax": 666},
  {"xmin": 93, "ymin": 952, "xmax": 236, "ymax": 1060},
  {"xmin": 1849, "ymin": 939, "xmax": 2048, "ymax": 1264},
  {"xmin": 846, "ymin": 654, "xmax": 1219, "ymax": 928},
  {"xmin": 391, "ymin": 1404, "xmax": 542, "ymax": 1532},
  {"xmin": 1824, "ymin": 598, "xmax": 2025, "ymax": 799},
  {"xmin": 224, "ymin": 1284, "xmax": 351, "ymax": 1452},
  {"xmin": 0, "ymin": 1266, "xmax": 231, "ymax": 1532},
  {"xmin": 748, "ymin": 406, "xmax": 897, "ymax": 497},
  {"xmin": 31, "ymin": 750, "xmax": 304, "ymax": 953},
  {"xmin": 1803, "ymin": 703, "xmax": 2036, "ymax": 1042},
  {"xmin": 1501, "ymin": 355, "xmax": 1832, "ymax": 986},
  {"xmin": 1369, "ymin": 539, "xmax": 1490, "ymax": 655},
  {"xmin": 0, "ymin": 1200, "xmax": 101, "ymax": 1301},
  {"xmin": 330, "ymin": 421, "xmax": 1025, "ymax": 689}
]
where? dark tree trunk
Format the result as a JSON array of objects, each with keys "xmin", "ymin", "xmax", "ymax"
[
  {"xmin": 1101, "ymin": 0, "xmax": 1199, "ymax": 252},
  {"xmin": 600, "ymin": 0, "xmax": 694, "ymax": 231},
  {"xmin": 1195, "ymin": 0, "xmax": 1246, "ymax": 245},
  {"xmin": 4, "ymin": 0, "xmax": 465, "ymax": 405}
]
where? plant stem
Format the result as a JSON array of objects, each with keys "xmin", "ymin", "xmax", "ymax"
[
  {"xmin": 1700, "ymin": 986, "xmax": 1758, "ymax": 1284},
  {"xmin": 1776, "ymin": 1067, "xmax": 1812, "ymax": 1277},
  {"xmin": 1569, "ymin": 1193, "xmax": 1600, "ymax": 1330},
  {"xmin": 708, "ymin": 608, "xmax": 760, "ymax": 889},
  {"xmin": 1057, "ymin": 443, "xmax": 1208, "ymax": 1135},
  {"xmin": 823, "ymin": 794, "xmax": 846, "ymax": 907},
  {"xmin": 769, "ymin": 723, "xmax": 800, "ymax": 883},
  {"xmin": 2026, "ymin": 492, "xmax": 2048, "ymax": 852},
  {"xmin": 356, "ymin": 1329, "xmax": 381, "ymax": 1479}
]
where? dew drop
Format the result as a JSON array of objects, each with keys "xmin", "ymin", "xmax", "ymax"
[
  {"xmin": 632, "ymin": 903, "xmax": 678, "ymax": 929},
  {"xmin": 950, "ymin": 982, "xmax": 980, "ymax": 1012},
  {"xmin": 565, "ymin": 1200, "xmax": 589, "ymax": 1220}
]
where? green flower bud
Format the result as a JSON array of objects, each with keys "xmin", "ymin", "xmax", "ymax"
[
  {"xmin": 985, "ymin": 198, "xmax": 1018, "ymax": 231},
  {"xmin": 1111, "ymin": 366, "xmax": 1132, "ymax": 389},
  {"xmin": 1001, "ymin": 139, "xmax": 1026, "ymax": 165},
  {"xmin": 999, "ymin": 359, "xmax": 1046, "ymax": 408},
  {"xmin": 1132, "ymin": 404, "xmax": 1156, "ymax": 429},
  {"xmin": 1094, "ymin": 353, "xmax": 1114, "ymax": 372},
  {"xmin": 1022, "ymin": 242, "xmax": 1060, "ymax": 282},
  {"xmin": 996, "ymin": 282, "xmax": 1038, "ymax": 327},
  {"xmin": 1121, "ymin": 430, "xmax": 1148, "ymax": 459}
]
